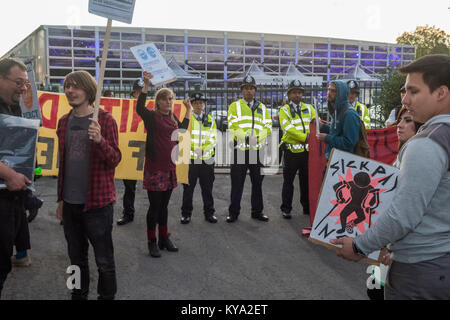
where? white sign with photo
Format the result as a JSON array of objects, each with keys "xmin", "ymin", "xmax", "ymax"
[{"xmin": 309, "ymin": 148, "xmax": 400, "ymax": 264}]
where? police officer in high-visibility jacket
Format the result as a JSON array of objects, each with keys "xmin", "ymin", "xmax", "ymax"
[
  {"xmin": 279, "ymin": 80, "xmax": 316, "ymax": 219},
  {"xmin": 180, "ymin": 92, "xmax": 218, "ymax": 224},
  {"xmin": 227, "ymin": 76, "xmax": 272, "ymax": 223},
  {"xmin": 347, "ymin": 80, "xmax": 371, "ymax": 129}
]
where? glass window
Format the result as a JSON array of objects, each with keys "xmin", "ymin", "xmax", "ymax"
[
  {"xmin": 49, "ymin": 48, "xmax": 72, "ymax": 57},
  {"xmin": 330, "ymin": 59, "xmax": 344, "ymax": 66},
  {"xmin": 49, "ymin": 38, "xmax": 72, "ymax": 47},
  {"xmin": 298, "ymin": 58, "xmax": 312, "ymax": 65},
  {"xmin": 375, "ymin": 46, "xmax": 387, "ymax": 52},
  {"xmin": 73, "ymin": 49, "xmax": 95, "ymax": 58},
  {"xmin": 264, "ymin": 57, "xmax": 279, "ymax": 64},
  {"xmin": 227, "ymin": 47, "xmax": 243, "ymax": 55},
  {"xmin": 314, "ymin": 51, "xmax": 328, "ymax": 58},
  {"xmin": 374, "ymin": 60, "xmax": 386, "ymax": 66},
  {"xmin": 330, "ymin": 67, "xmax": 343, "ymax": 74},
  {"xmin": 226, "ymin": 64, "xmax": 242, "ymax": 71},
  {"xmin": 207, "ymin": 46, "xmax": 224, "ymax": 55},
  {"xmin": 299, "ymin": 42, "xmax": 313, "ymax": 50},
  {"xmin": 245, "ymin": 48, "xmax": 260, "ymax": 55},
  {"xmin": 361, "ymin": 53, "xmax": 373, "ymax": 59},
  {"xmin": 100, "ymin": 41, "xmax": 121, "ymax": 50},
  {"xmin": 50, "ymin": 59, "xmax": 72, "ymax": 67},
  {"xmin": 245, "ymin": 57, "xmax": 261, "ymax": 63},
  {"xmin": 298, "ymin": 50, "xmax": 312, "ymax": 57},
  {"xmin": 187, "ymin": 54, "xmax": 205, "ymax": 62},
  {"xmin": 403, "ymin": 47, "xmax": 415, "ymax": 53},
  {"xmin": 188, "ymin": 45, "xmax": 206, "ymax": 53},
  {"xmin": 228, "ymin": 39, "xmax": 244, "ymax": 46},
  {"xmin": 361, "ymin": 45, "xmax": 374, "ymax": 51},
  {"xmin": 122, "ymin": 42, "xmax": 141, "ymax": 50},
  {"xmin": 74, "ymin": 59, "xmax": 95, "ymax": 68},
  {"xmin": 122, "ymin": 33, "xmax": 141, "ymax": 41},
  {"xmin": 389, "ymin": 54, "xmax": 401, "ymax": 61},
  {"xmin": 166, "ymin": 35, "xmax": 185, "ymax": 43},
  {"xmin": 73, "ymin": 29, "xmax": 95, "ymax": 38},
  {"xmin": 314, "ymin": 43, "xmax": 328, "ymax": 50},
  {"xmin": 207, "ymin": 54, "xmax": 224, "ymax": 63},
  {"xmin": 207, "ymin": 64, "xmax": 224, "ymax": 71},
  {"xmin": 73, "ymin": 39, "xmax": 95, "ymax": 49},
  {"xmin": 299, "ymin": 66, "xmax": 312, "ymax": 73},
  {"xmin": 331, "ymin": 44, "xmax": 344, "ymax": 50},
  {"xmin": 167, "ymin": 44, "xmax": 185, "ymax": 53},
  {"xmin": 121, "ymin": 51, "xmax": 135, "ymax": 60},
  {"xmin": 245, "ymin": 40, "xmax": 260, "ymax": 47},
  {"xmin": 146, "ymin": 34, "xmax": 164, "ymax": 42},
  {"xmin": 154, "ymin": 43, "xmax": 164, "ymax": 51},
  {"xmin": 281, "ymin": 41, "xmax": 296, "ymax": 48},
  {"xmin": 280, "ymin": 49, "xmax": 295, "ymax": 57},
  {"xmin": 374, "ymin": 53, "xmax": 387, "ymax": 60},
  {"xmin": 104, "ymin": 70, "xmax": 121, "ymax": 78},
  {"xmin": 227, "ymin": 56, "xmax": 243, "ymax": 63},
  {"xmin": 106, "ymin": 60, "xmax": 121, "ymax": 68},
  {"xmin": 264, "ymin": 48, "xmax": 279, "ymax": 56},
  {"xmin": 207, "ymin": 38, "xmax": 224, "ymax": 45},
  {"xmin": 264, "ymin": 40, "xmax": 279, "ymax": 48},
  {"xmin": 122, "ymin": 61, "xmax": 140, "ymax": 69},
  {"xmin": 207, "ymin": 73, "xmax": 224, "ymax": 80},
  {"xmin": 361, "ymin": 60, "xmax": 374, "ymax": 67},
  {"xmin": 330, "ymin": 51, "xmax": 344, "ymax": 58},
  {"xmin": 345, "ymin": 52, "xmax": 358, "ymax": 59},
  {"xmin": 345, "ymin": 60, "xmax": 358, "ymax": 66},
  {"xmin": 122, "ymin": 71, "xmax": 141, "ymax": 78},
  {"xmin": 345, "ymin": 45, "xmax": 358, "ymax": 51},
  {"xmin": 99, "ymin": 50, "xmax": 121, "ymax": 59},
  {"xmin": 99, "ymin": 32, "xmax": 120, "ymax": 40},
  {"xmin": 48, "ymin": 28, "xmax": 71, "ymax": 37},
  {"xmin": 314, "ymin": 59, "xmax": 328, "ymax": 65},
  {"xmin": 189, "ymin": 63, "xmax": 206, "ymax": 71},
  {"xmin": 50, "ymin": 78, "xmax": 65, "ymax": 84},
  {"xmin": 280, "ymin": 57, "xmax": 295, "ymax": 65},
  {"xmin": 188, "ymin": 37, "xmax": 205, "ymax": 44},
  {"xmin": 50, "ymin": 69, "xmax": 71, "ymax": 77},
  {"xmin": 313, "ymin": 67, "xmax": 327, "ymax": 73}
]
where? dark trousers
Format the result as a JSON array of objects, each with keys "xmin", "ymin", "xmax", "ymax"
[
  {"xmin": 146, "ymin": 190, "xmax": 173, "ymax": 232},
  {"xmin": 280, "ymin": 150, "xmax": 310, "ymax": 215},
  {"xmin": 181, "ymin": 161, "xmax": 215, "ymax": 218},
  {"xmin": 229, "ymin": 149, "xmax": 264, "ymax": 217},
  {"xmin": 62, "ymin": 202, "xmax": 116, "ymax": 300},
  {"xmin": 122, "ymin": 179, "xmax": 137, "ymax": 217},
  {"xmin": 0, "ymin": 193, "xmax": 26, "ymax": 299}
]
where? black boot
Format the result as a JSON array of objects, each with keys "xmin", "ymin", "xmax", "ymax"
[
  {"xmin": 148, "ymin": 239, "xmax": 161, "ymax": 258},
  {"xmin": 117, "ymin": 214, "xmax": 134, "ymax": 226},
  {"xmin": 158, "ymin": 235, "xmax": 178, "ymax": 252}
]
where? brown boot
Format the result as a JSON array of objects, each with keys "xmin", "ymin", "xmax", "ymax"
[
  {"xmin": 148, "ymin": 239, "xmax": 161, "ymax": 257},
  {"xmin": 158, "ymin": 234, "xmax": 178, "ymax": 252}
]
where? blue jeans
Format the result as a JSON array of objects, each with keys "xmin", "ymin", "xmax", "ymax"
[{"xmin": 62, "ymin": 202, "xmax": 116, "ymax": 300}]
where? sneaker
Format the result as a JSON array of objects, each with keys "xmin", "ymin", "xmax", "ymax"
[{"xmin": 11, "ymin": 255, "xmax": 31, "ymax": 267}]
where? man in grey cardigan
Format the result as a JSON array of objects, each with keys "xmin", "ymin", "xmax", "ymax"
[{"xmin": 331, "ymin": 54, "xmax": 450, "ymax": 300}]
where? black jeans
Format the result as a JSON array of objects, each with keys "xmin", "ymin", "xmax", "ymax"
[
  {"xmin": 181, "ymin": 162, "xmax": 215, "ymax": 218},
  {"xmin": 280, "ymin": 150, "xmax": 310, "ymax": 215},
  {"xmin": 146, "ymin": 190, "xmax": 173, "ymax": 231},
  {"xmin": 122, "ymin": 179, "xmax": 137, "ymax": 217},
  {"xmin": 62, "ymin": 202, "xmax": 116, "ymax": 300},
  {"xmin": 0, "ymin": 192, "xmax": 26, "ymax": 299}
]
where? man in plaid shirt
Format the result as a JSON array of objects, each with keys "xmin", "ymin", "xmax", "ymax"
[{"xmin": 56, "ymin": 70, "xmax": 121, "ymax": 300}]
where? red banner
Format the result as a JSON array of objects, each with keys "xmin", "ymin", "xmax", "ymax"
[{"xmin": 305, "ymin": 124, "xmax": 398, "ymax": 235}]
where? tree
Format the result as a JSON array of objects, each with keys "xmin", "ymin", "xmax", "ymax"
[
  {"xmin": 397, "ymin": 25, "xmax": 450, "ymax": 58},
  {"xmin": 374, "ymin": 68, "xmax": 406, "ymax": 126}
]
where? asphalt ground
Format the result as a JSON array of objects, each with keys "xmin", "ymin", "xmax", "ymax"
[{"xmin": 2, "ymin": 173, "xmax": 370, "ymax": 300}]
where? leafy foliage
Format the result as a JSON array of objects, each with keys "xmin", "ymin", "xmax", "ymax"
[{"xmin": 397, "ymin": 25, "xmax": 450, "ymax": 58}]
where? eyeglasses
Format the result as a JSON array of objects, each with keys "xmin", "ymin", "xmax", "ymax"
[{"xmin": 4, "ymin": 77, "xmax": 31, "ymax": 88}]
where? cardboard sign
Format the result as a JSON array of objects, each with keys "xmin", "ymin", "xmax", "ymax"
[
  {"xmin": 20, "ymin": 62, "xmax": 42, "ymax": 122},
  {"xmin": 130, "ymin": 43, "xmax": 177, "ymax": 87},
  {"xmin": 309, "ymin": 148, "xmax": 399, "ymax": 264},
  {"xmin": 88, "ymin": 0, "xmax": 136, "ymax": 24}
]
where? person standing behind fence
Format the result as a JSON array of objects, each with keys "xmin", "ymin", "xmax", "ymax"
[
  {"xmin": 279, "ymin": 80, "xmax": 316, "ymax": 219},
  {"xmin": 56, "ymin": 70, "xmax": 122, "ymax": 300},
  {"xmin": 0, "ymin": 58, "xmax": 32, "ymax": 299},
  {"xmin": 226, "ymin": 75, "xmax": 272, "ymax": 223},
  {"xmin": 117, "ymin": 80, "xmax": 143, "ymax": 226},
  {"xmin": 331, "ymin": 54, "xmax": 450, "ymax": 300},
  {"xmin": 347, "ymin": 80, "xmax": 371, "ymax": 129},
  {"xmin": 136, "ymin": 71, "xmax": 190, "ymax": 258},
  {"xmin": 180, "ymin": 92, "xmax": 218, "ymax": 224}
]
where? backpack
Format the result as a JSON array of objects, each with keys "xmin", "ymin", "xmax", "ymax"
[{"xmin": 346, "ymin": 108, "xmax": 370, "ymax": 158}]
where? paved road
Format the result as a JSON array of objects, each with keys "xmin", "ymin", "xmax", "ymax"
[{"xmin": 2, "ymin": 174, "xmax": 369, "ymax": 300}]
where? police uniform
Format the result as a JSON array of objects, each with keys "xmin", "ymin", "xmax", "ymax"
[
  {"xmin": 227, "ymin": 76, "xmax": 272, "ymax": 222},
  {"xmin": 347, "ymin": 80, "xmax": 371, "ymax": 129},
  {"xmin": 181, "ymin": 92, "xmax": 218, "ymax": 224},
  {"xmin": 279, "ymin": 80, "xmax": 316, "ymax": 218}
]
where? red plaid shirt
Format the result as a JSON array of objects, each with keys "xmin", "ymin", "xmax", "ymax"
[{"xmin": 57, "ymin": 108, "xmax": 121, "ymax": 212}]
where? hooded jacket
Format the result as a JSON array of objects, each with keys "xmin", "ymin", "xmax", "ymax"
[
  {"xmin": 355, "ymin": 114, "xmax": 450, "ymax": 263},
  {"xmin": 320, "ymin": 80, "xmax": 361, "ymax": 160}
]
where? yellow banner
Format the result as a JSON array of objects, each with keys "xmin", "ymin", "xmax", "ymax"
[{"xmin": 36, "ymin": 91, "xmax": 190, "ymax": 184}]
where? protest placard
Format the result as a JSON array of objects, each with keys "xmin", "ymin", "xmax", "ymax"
[
  {"xmin": 130, "ymin": 43, "xmax": 177, "ymax": 87},
  {"xmin": 88, "ymin": 0, "xmax": 136, "ymax": 24},
  {"xmin": 20, "ymin": 61, "xmax": 41, "ymax": 121},
  {"xmin": 309, "ymin": 148, "xmax": 399, "ymax": 264}
]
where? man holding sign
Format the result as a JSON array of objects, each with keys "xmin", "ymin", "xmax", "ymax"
[{"xmin": 332, "ymin": 55, "xmax": 450, "ymax": 300}]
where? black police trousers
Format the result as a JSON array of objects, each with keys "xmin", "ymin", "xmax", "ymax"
[
  {"xmin": 181, "ymin": 161, "xmax": 215, "ymax": 218},
  {"xmin": 0, "ymin": 191, "xmax": 27, "ymax": 299},
  {"xmin": 122, "ymin": 179, "xmax": 137, "ymax": 217},
  {"xmin": 280, "ymin": 150, "xmax": 310, "ymax": 215}
]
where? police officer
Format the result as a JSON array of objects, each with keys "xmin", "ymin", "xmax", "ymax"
[
  {"xmin": 227, "ymin": 76, "xmax": 272, "ymax": 222},
  {"xmin": 279, "ymin": 80, "xmax": 316, "ymax": 218},
  {"xmin": 347, "ymin": 80, "xmax": 371, "ymax": 129},
  {"xmin": 117, "ymin": 79, "xmax": 144, "ymax": 225},
  {"xmin": 180, "ymin": 92, "xmax": 218, "ymax": 224}
]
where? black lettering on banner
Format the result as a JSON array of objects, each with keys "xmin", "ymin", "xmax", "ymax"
[
  {"xmin": 346, "ymin": 160, "xmax": 357, "ymax": 170},
  {"xmin": 359, "ymin": 161, "xmax": 369, "ymax": 172},
  {"xmin": 128, "ymin": 140, "xmax": 146, "ymax": 171},
  {"xmin": 330, "ymin": 161, "xmax": 340, "ymax": 176},
  {"xmin": 38, "ymin": 136, "xmax": 54, "ymax": 170},
  {"xmin": 318, "ymin": 223, "xmax": 336, "ymax": 238},
  {"xmin": 371, "ymin": 165, "xmax": 386, "ymax": 177}
]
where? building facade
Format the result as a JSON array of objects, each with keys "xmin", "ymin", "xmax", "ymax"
[{"xmin": 3, "ymin": 25, "xmax": 415, "ymax": 90}]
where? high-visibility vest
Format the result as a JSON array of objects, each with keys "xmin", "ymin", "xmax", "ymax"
[
  {"xmin": 279, "ymin": 102, "xmax": 316, "ymax": 153},
  {"xmin": 190, "ymin": 113, "xmax": 217, "ymax": 160},
  {"xmin": 227, "ymin": 99, "xmax": 272, "ymax": 150},
  {"xmin": 355, "ymin": 101, "xmax": 371, "ymax": 129}
]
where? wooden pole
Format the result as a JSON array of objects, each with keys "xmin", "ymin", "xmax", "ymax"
[{"xmin": 93, "ymin": 18, "xmax": 112, "ymax": 121}]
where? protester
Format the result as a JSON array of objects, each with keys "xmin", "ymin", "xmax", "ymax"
[
  {"xmin": 0, "ymin": 58, "xmax": 32, "ymax": 298},
  {"xmin": 385, "ymin": 84, "xmax": 406, "ymax": 128},
  {"xmin": 180, "ymin": 92, "xmax": 218, "ymax": 224},
  {"xmin": 56, "ymin": 70, "xmax": 121, "ymax": 300},
  {"xmin": 332, "ymin": 54, "xmax": 450, "ymax": 300},
  {"xmin": 117, "ymin": 80, "xmax": 143, "ymax": 226},
  {"xmin": 136, "ymin": 71, "xmax": 190, "ymax": 258},
  {"xmin": 102, "ymin": 90, "xmax": 114, "ymax": 98},
  {"xmin": 347, "ymin": 80, "xmax": 371, "ymax": 129},
  {"xmin": 366, "ymin": 106, "xmax": 423, "ymax": 300},
  {"xmin": 227, "ymin": 75, "xmax": 272, "ymax": 223},
  {"xmin": 279, "ymin": 80, "xmax": 316, "ymax": 218},
  {"xmin": 318, "ymin": 80, "xmax": 361, "ymax": 160}
]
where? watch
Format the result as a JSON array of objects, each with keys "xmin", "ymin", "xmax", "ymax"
[{"xmin": 352, "ymin": 241, "xmax": 366, "ymax": 257}]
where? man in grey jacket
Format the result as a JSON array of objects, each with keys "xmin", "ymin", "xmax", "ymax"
[{"xmin": 331, "ymin": 54, "xmax": 450, "ymax": 300}]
